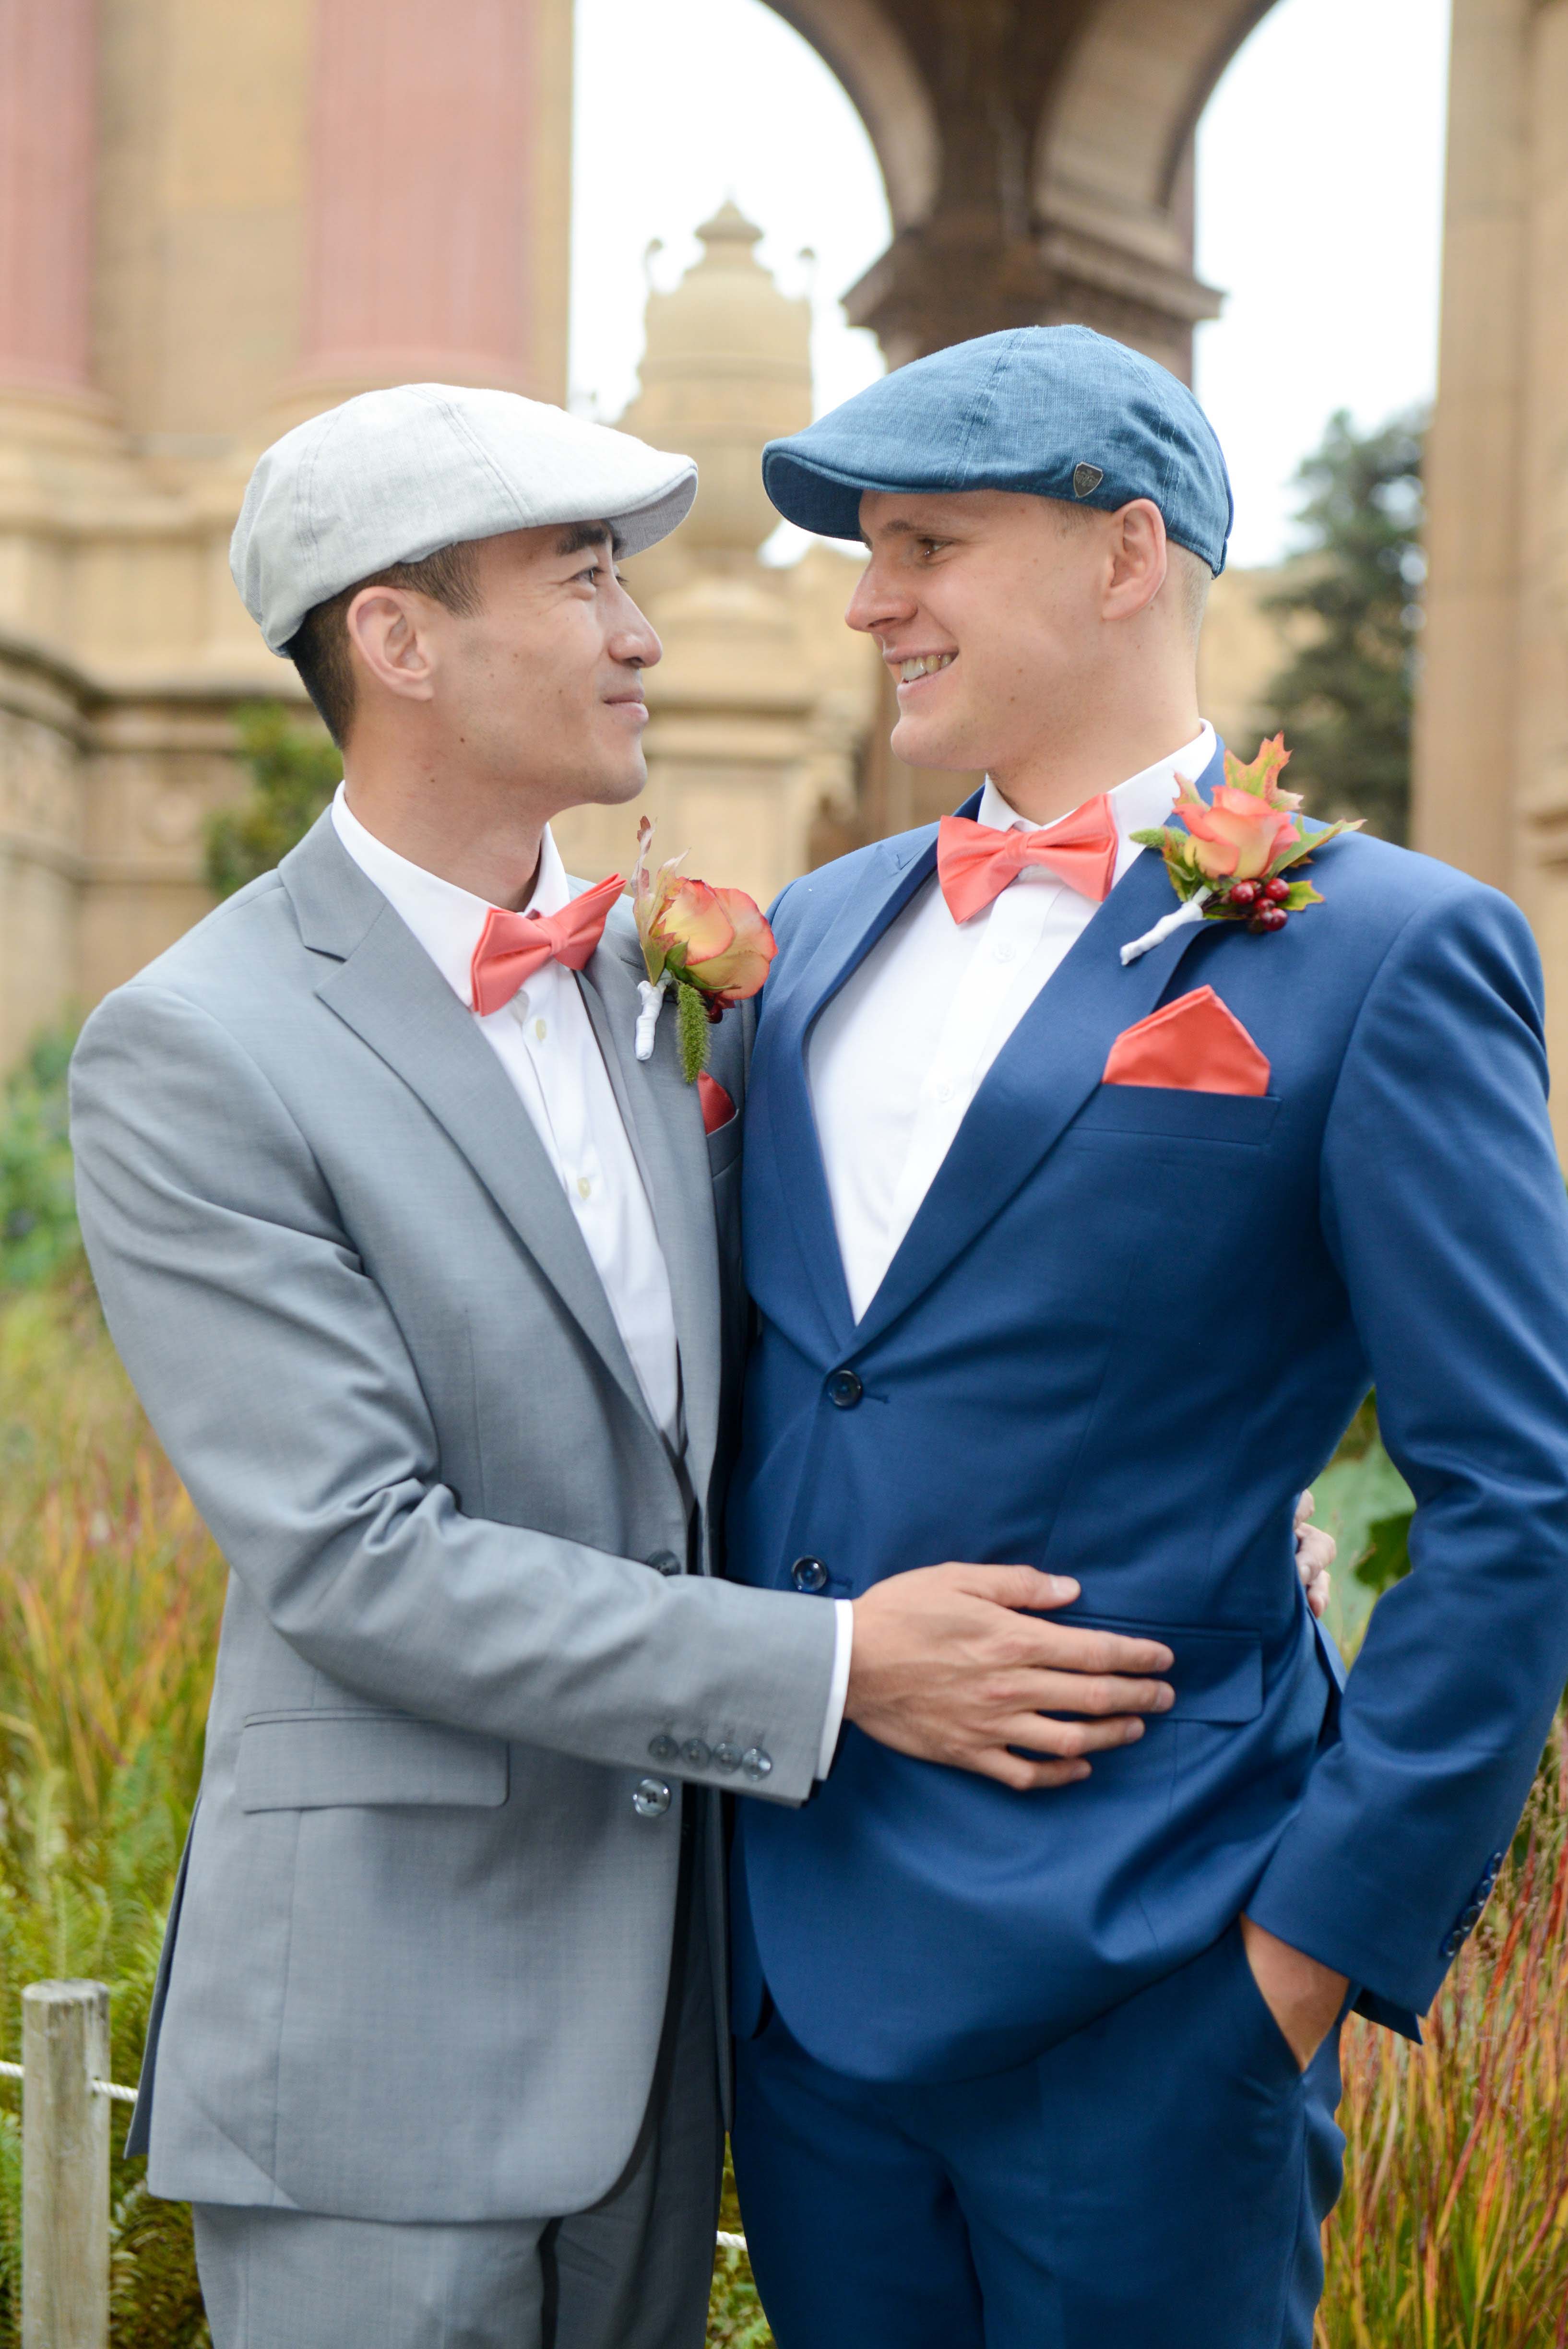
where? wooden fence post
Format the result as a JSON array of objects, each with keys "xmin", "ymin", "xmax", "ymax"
[{"xmin": 22, "ymin": 1980, "xmax": 110, "ymax": 2349}]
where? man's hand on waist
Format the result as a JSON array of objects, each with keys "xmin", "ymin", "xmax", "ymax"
[{"xmin": 844, "ymin": 1564, "xmax": 1174, "ymax": 1791}]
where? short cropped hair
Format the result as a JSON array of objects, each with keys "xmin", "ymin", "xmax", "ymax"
[
  {"xmin": 1046, "ymin": 498, "xmax": 1212, "ymax": 643},
  {"xmin": 286, "ymin": 542, "xmax": 483, "ymax": 748}
]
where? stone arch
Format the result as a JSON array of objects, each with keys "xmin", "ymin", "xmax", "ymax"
[
  {"xmin": 1037, "ymin": 0, "xmax": 1277, "ymax": 224},
  {"xmin": 762, "ymin": 0, "xmax": 941, "ymax": 230},
  {"xmin": 753, "ymin": 0, "xmax": 1287, "ymax": 378}
]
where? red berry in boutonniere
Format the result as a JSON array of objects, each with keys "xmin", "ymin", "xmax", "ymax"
[{"xmin": 1123, "ymin": 736, "xmax": 1364, "ymax": 963}]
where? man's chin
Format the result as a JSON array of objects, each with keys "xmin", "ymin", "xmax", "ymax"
[
  {"xmin": 889, "ymin": 712, "xmax": 988, "ymax": 773},
  {"xmin": 572, "ymin": 758, "xmax": 649, "ymax": 811}
]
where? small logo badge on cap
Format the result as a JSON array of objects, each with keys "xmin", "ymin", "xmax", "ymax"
[{"xmin": 1073, "ymin": 463, "xmax": 1105, "ymax": 499}]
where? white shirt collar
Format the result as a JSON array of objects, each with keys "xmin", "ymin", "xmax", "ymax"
[
  {"xmin": 976, "ymin": 721, "xmax": 1215, "ymax": 885},
  {"xmin": 331, "ymin": 783, "xmax": 570, "ymax": 1010}
]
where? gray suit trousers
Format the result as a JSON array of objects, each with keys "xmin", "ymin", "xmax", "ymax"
[{"xmin": 194, "ymin": 1834, "xmax": 723, "ymax": 2349}]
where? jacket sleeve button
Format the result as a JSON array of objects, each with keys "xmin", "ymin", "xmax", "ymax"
[
  {"xmin": 682, "ymin": 1739, "xmax": 712, "ymax": 1769},
  {"xmin": 742, "ymin": 1748, "xmax": 773, "ymax": 1781},
  {"xmin": 648, "ymin": 1734, "xmax": 679, "ymax": 1763},
  {"xmin": 712, "ymin": 1742, "xmax": 742, "ymax": 1772}
]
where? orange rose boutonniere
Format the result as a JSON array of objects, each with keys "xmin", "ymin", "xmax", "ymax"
[
  {"xmin": 630, "ymin": 817, "xmax": 777, "ymax": 1080},
  {"xmin": 1121, "ymin": 736, "xmax": 1362, "ymax": 965}
]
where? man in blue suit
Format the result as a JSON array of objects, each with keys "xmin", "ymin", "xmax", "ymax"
[{"xmin": 725, "ymin": 327, "xmax": 1568, "ymax": 2347}]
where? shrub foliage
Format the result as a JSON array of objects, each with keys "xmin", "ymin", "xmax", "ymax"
[
  {"xmin": 0, "ymin": 1024, "xmax": 82, "ymax": 1291},
  {"xmin": 205, "ymin": 702, "xmax": 341, "ymax": 900}
]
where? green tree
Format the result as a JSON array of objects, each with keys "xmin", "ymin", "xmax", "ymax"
[
  {"xmin": 204, "ymin": 702, "xmax": 341, "ymax": 899},
  {"xmin": 1260, "ymin": 407, "xmax": 1427, "ymax": 844}
]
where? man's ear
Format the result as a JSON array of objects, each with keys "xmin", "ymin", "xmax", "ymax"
[
  {"xmin": 1102, "ymin": 499, "xmax": 1169, "ymax": 624},
  {"xmin": 345, "ymin": 587, "xmax": 438, "ymax": 705}
]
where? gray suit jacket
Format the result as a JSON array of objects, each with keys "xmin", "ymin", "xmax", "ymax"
[{"xmin": 69, "ymin": 814, "xmax": 836, "ymax": 2222}]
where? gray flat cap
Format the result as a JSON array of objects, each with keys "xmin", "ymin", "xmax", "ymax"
[{"xmin": 232, "ymin": 383, "xmax": 698, "ymax": 653}]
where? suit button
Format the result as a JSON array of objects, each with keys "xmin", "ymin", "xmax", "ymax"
[
  {"xmin": 648, "ymin": 1734, "xmax": 679, "ymax": 1763},
  {"xmin": 648, "ymin": 1550, "xmax": 682, "ymax": 1576},
  {"xmin": 633, "ymin": 1777, "xmax": 672, "ymax": 1818},
  {"xmin": 826, "ymin": 1370, "xmax": 863, "ymax": 1409},
  {"xmin": 682, "ymin": 1739, "xmax": 712, "ymax": 1770},
  {"xmin": 742, "ymin": 1747, "xmax": 773, "ymax": 1781},
  {"xmin": 713, "ymin": 1742, "xmax": 742, "ymax": 1773},
  {"xmin": 791, "ymin": 1556, "xmax": 829, "ymax": 1593},
  {"xmin": 1439, "ymin": 1929, "xmax": 1461, "ymax": 1961},
  {"xmin": 1460, "ymin": 1900, "xmax": 1484, "ymax": 1931}
]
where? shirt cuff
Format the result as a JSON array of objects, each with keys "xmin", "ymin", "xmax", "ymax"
[{"xmin": 816, "ymin": 1600, "xmax": 854, "ymax": 1781}]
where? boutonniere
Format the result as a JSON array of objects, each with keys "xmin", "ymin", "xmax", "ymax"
[
  {"xmin": 1120, "ymin": 736, "xmax": 1362, "ymax": 966},
  {"xmin": 630, "ymin": 818, "xmax": 777, "ymax": 1080}
]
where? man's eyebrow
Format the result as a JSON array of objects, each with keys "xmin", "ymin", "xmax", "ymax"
[
  {"xmin": 863, "ymin": 515, "xmax": 958, "ymax": 547},
  {"xmin": 555, "ymin": 522, "xmax": 623, "ymax": 558}
]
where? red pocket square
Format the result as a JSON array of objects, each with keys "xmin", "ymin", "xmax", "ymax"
[
  {"xmin": 698, "ymin": 1072, "xmax": 736, "ymax": 1135},
  {"xmin": 1102, "ymin": 987, "xmax": 1270, "ymax": 1097}
]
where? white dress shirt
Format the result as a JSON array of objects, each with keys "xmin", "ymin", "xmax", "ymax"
[
  {"xmin": 332, "ymin": 787, "xmax": 683, "ymax": 1444},
  {"xmin": 810, "ymin": 725, "xmax": 1214, "ymax": 1322},
  {"xmin": 332, "ymin": 787, "xmax": 852, "ymax": 1777}
]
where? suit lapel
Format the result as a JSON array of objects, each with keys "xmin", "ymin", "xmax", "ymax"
[
  {"xmin": 574, "ymin": 912, "xmax": 724, "ymax": 1498},
  {"xmin": 282, "ymin": 819, "xmax": 659, "ymax": 1439},
  {"xmin": 853, "ymin": 838, "xmax": 1213, "ymax": 1348},
  {"xmin": 762, "ymin": 829, "xmax": 940, "ymax": 1347}
]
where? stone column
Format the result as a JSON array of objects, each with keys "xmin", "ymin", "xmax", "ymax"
[
  {"xmin": 0, "ymin": 0, "xmax": 97, "ymax": 399},
  {"xmin": 292, "ymin": 0, "xmax": 571, "ymax": 406},
  {"xmin": 1410, "ymin": 0, "xmax": 1532, "ymax": 891},
  {"xmin": 1510, "ymin": 0, "xmax": 1568, "ymax": 1131}
]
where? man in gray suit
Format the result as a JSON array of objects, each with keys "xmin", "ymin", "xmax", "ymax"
[{"xmin": 70, "ymin": 386, "xmax": 1187, "ymax": 2349}]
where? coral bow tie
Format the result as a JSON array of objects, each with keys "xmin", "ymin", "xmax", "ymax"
[
  {"xmin": 937, "ymin": 797, "xmax": 1119, "ymax": 924},
  {"xmin": 469, "ymin": 872, "xmax": 624, "ymax": 1016}
]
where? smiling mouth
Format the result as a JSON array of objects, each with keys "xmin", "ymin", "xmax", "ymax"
[{"xmin": 894, "ymin": 652, "xmax": 956, "ymax": 685}]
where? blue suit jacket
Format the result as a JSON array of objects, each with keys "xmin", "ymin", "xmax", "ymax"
[{"xmin": 727, "ymin": 745, "xmax": 1568, "ymax": 2085}]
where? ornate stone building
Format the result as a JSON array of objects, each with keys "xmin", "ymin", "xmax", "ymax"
[
  {"xmin": 1412, "ymin": 0, "xmax": 1568, "ymax": 1123},
  {"xmin": 5, "ymin": 0, "xmax": 1556, "ymax": 1121},
  {"xmin": 0, "ymin": 0, "xmax": 574, "ymax": 1068}
]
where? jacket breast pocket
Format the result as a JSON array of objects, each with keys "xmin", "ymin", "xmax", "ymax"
[
  {"xmin": 1071, "ymin": 1086, "xmax": 1282, "ymax": 1148},
  {"xmin": 237, "ymin": 1711, "xmax": 510, "ymax": 1812},
  {"xmin": 1063, "ymin": 1618, "xmax": 1262, "ymax": 1724}
]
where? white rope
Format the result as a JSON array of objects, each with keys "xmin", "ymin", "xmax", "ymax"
[{"xmin": 0, "ymin": 2061, "xmax": 136, "ymax": 2104}]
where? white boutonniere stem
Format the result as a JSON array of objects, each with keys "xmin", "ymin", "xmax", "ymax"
[
  {"xmin": 635, "ymin": 974, "xmax": 670, "ymax": 1062},
  {"xmin": 1120, "ymin": 888, "xmax": 1212, "ymax": 966}
]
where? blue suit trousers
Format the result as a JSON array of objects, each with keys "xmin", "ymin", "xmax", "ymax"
[{"xmin": 731, "ymin": 1924, "xmax": 1347, "ymax": 2349}]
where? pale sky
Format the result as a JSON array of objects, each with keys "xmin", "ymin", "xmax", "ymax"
[{"xmin": 571, "ymin": 0, "xmax": 1451, "ymax": 569}]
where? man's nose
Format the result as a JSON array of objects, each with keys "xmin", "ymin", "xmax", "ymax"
[
  {"xmin": 610, "ymin": 603, "xmax": 662, "ymax": 669},
  {"xmin": 845, "ymin": 560, "xmax": 914, "ymax": 637}
]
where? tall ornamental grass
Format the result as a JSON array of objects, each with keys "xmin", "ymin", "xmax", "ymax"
[
  {"xmin": 1, "ymin": 1258, "xmax": 1566, "ymax": 2341},
  {"xmin": 1319, "ymin": 1723, "xmax": 1568, "ymax": 2347},
  {"xmin": 0, "ymin": 1274, "xmax": 224, "ymax": 2345}
]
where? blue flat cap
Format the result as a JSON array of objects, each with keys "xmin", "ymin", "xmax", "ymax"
[{"xmin": 763, "ymin": 325, "xmax": 1233, "ymax": 576}]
